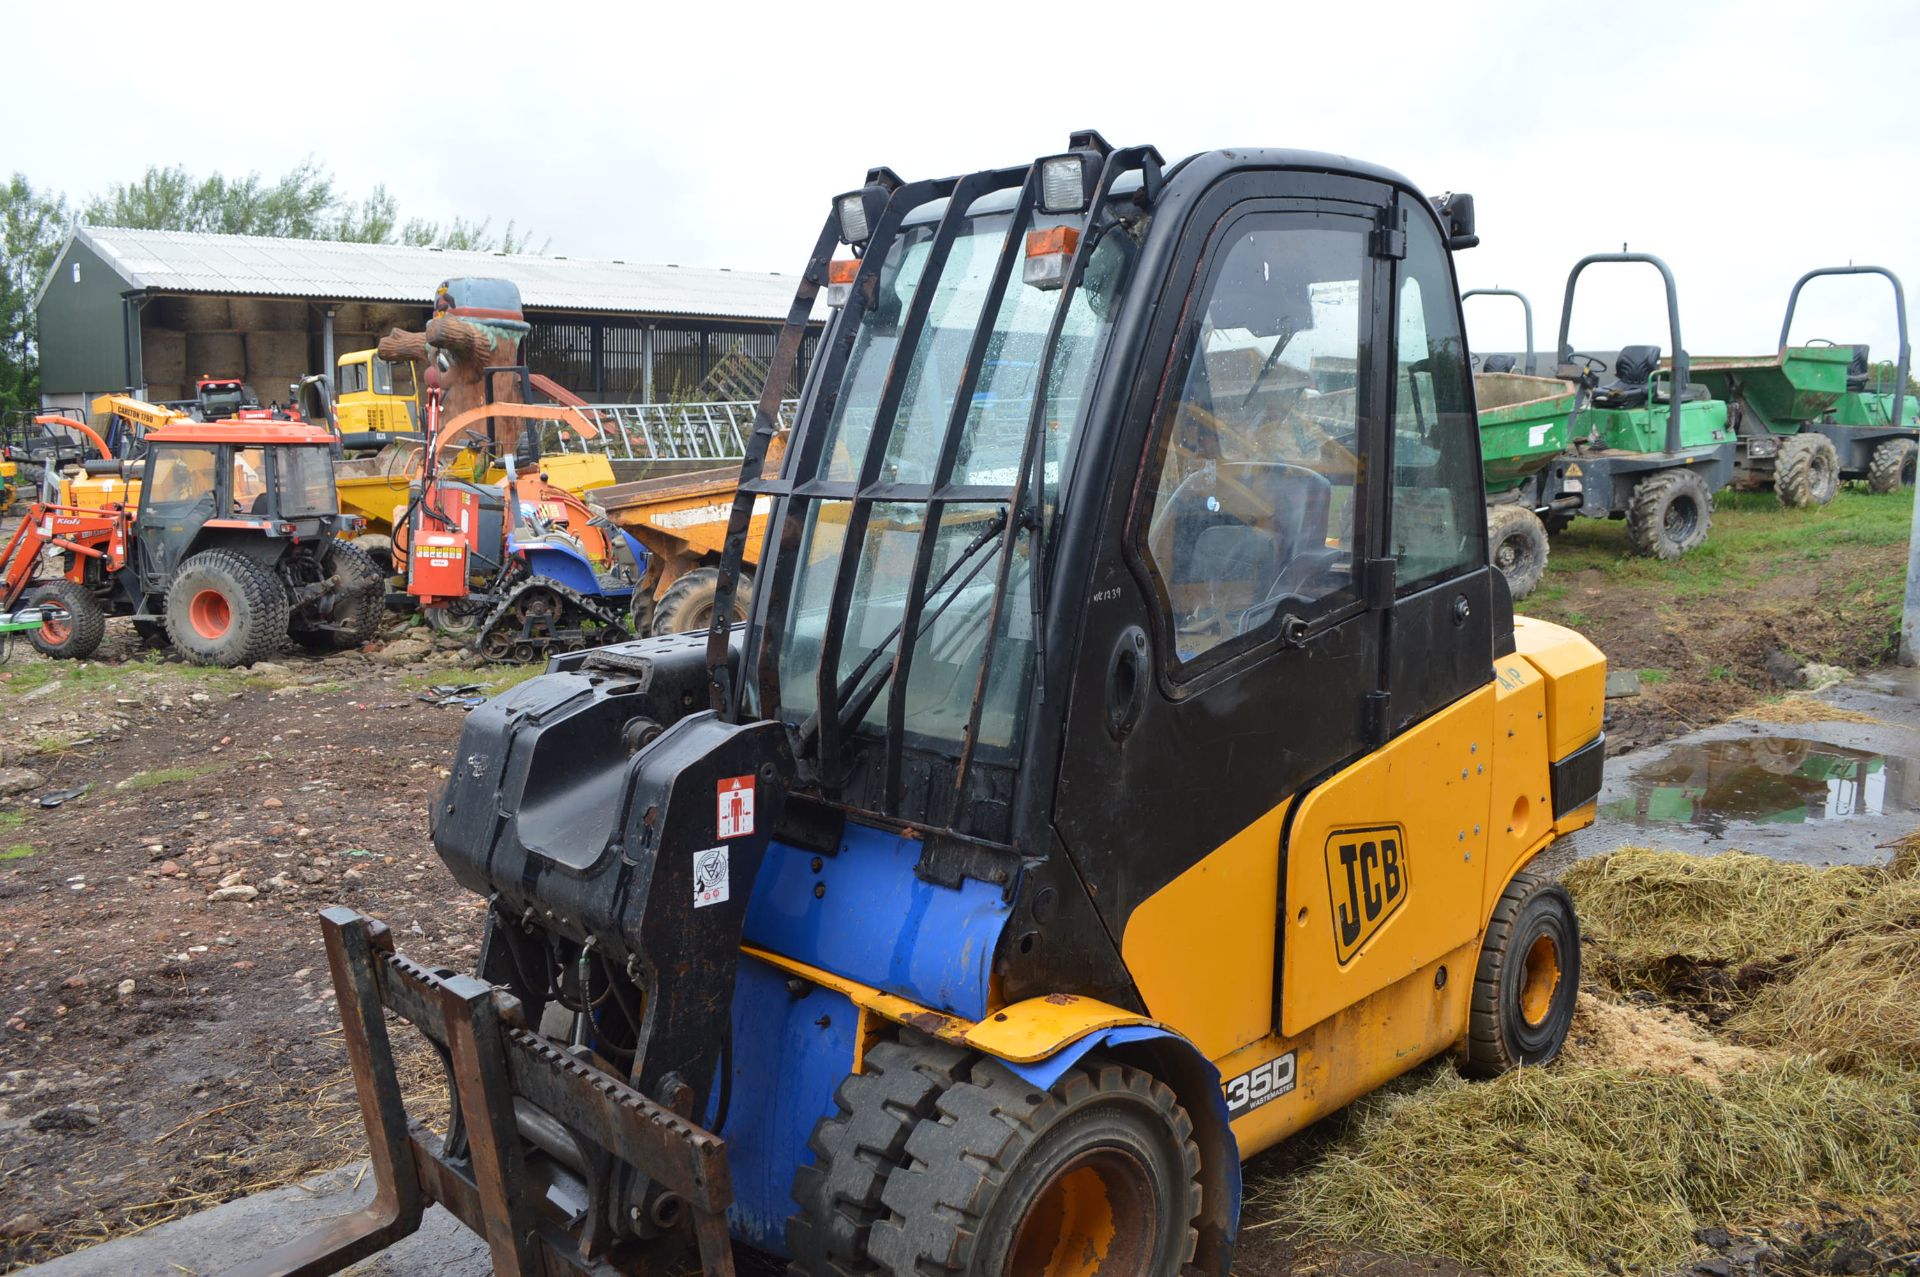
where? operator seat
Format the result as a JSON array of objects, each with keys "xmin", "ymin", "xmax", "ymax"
[
  {"xmin": 1590, "ymin": 345, "xmax": 1661, "ymax": 409},
  {"xmin": 1178, "ymin": 461, "xmax": 1334, "ymax": 638},
  {"xmin": 1482, "ymin": 354, "xmax": 1517, "ymax": 374},
  {"xmin": 1848, "ymin": 345, "xmax": 1872, "ymax": 392}
]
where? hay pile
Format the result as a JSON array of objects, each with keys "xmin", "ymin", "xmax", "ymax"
[
  {"xmin": 1738, "ymin": 696, "xmax": 1881, "ymax": 726},
  {"xmin": 1248, "ymin": 845, "xmax": 1920, "ymax": 1277}
]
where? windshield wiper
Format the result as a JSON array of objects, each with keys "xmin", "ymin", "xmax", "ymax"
[{"xmin": 796, "ymin": 507, "xmax": 1009, "ymax": 758}]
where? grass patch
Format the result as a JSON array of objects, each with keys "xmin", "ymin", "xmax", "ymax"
[
  {"xmin": 118, "ymin": 762, "xmax": 225, "ymax": 791},
  {"xmin": 1636, "ymin": 667, "xmax": 1670, "ymax": 684},
  {"xmin": 0, "ymin": 844, "xmax": 35, "ymax": 860},
  {"xmin": 0, "ymin": 809, "xmax": 26, "ymax": 830}
]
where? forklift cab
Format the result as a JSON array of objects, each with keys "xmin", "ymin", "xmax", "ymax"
[{"xmin": 134, "ymin": 427, "xmax": 343, "ymax": 585}]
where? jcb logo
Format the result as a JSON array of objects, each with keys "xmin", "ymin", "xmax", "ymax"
[{"xmin": 1324, "ymin": 825, "xmax": 1410, "ymax": 965}]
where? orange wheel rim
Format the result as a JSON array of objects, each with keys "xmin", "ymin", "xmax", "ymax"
[
  {"xmin": 1007, "ymin": 1147, "xmax": 1156, "ymax": 1276},
  {"xmin": 40, "ymin": 611, "xmax": 68, "ymax": 643},
  {"xmin": 189, "ymin": 589, "xmax": 232, "ymax": 639},
  {"xmin": 1520, "ymin": 933, "xmax": 1562, "ymax": 1027}
]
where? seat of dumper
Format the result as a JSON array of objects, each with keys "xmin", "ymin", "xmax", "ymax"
[
  {"xmin": 1848, "ymin": 344, "xmax": 1871, "ymax": 392},
  {"xmin": 1590, "ymin": 345, "xmax": 1661, "ymax": 409},
  {"xmin": 1483, "ymin": 354, "xmax": 1517, "ymax": 374}
]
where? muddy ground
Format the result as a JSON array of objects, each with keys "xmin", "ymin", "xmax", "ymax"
[{"xmin": 0, "ymin": 488, "xmax": 1912, "ymax": 1275}]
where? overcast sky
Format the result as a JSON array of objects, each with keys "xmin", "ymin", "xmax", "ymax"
[{"xmin": 10, "ymin": 0, "xmax": 1918, "ymax": 363}]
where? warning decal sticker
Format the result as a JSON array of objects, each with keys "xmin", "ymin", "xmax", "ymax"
[
  {"xmin": 694, "ymin": 847, "xmax": 730, "ymax": 908},
  {"xmin": 717, "ymin": 775, "xmax": 755, "ymax": 840}
]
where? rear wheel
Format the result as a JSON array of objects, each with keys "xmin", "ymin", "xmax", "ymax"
[
  {"xmin": 866, "ymin": 1058, "xmax": 1202, "ymax": 1277},
  {"xmin": 1463, "ymin": 871, "xmax": 1581, "ymax": 1077},
  {"xmin": 654, "ymin": 566, "xmax": 752, "ymax": 636},
  {"xmin": 1774, "ymin": 433, "xmax": 1839, "ymax": 508},
  {"xmin": 1868, "ymin": 438, "xmax": 1917, "ymax": 494},
  {"xmin": 26, "ymin": 580, "xmax": 105, "ymax": 660},
  {"xmin": 1625, "ymin": 468, "xmax": 1713, "ymax": 559},
  {"xmin": 164, "ymin": 550, "xmax": 290, "ymax": 667},
  {"xmin": 292, "ymin": 540, "xmax": 386, "ymax": 651},
  {"xmin": 1486, "ymin": 505, "xmax": 1550, "ymax": 600}
]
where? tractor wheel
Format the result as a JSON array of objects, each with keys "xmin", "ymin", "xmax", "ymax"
[
  {"xmin": 424, "ymin": 604, "xmax": 486, "ymax": 638},
  {"xmin": 1486, "ymin": 505, "xmax": 1550, "ymax": 600},
  {"xmin": 1867, "ymin": 438, "xmax": 1917, "ymax": 494},
  {"xmin": 350, "ymin": 533, "xmax": 395, "ymax": 575},
  {"xmin": 1462, "ymin": 871, "xmax": 1581, "ymax": 1078},
  {"xmin": 866, "ymin": 1057, "xmax": 1203, "ymax": 1277},
  {"xmin": 1624, "ymin": 469, "xmax": 1713, "ymax": 559},
  {"xmin": 26, "ymin": 580, "xmax": 105, "ymax": 661},
  {"xmin": 653, "ymin": 566, "xmax": 752, "ymax": 636},
  {"xmin": 292, "ymin": 540, "xmax": 386, "ymax": 651},
  {"xmin": 788, "ymin": 1036, "xmax": 972, "ymax": 1276},
  {"xmin": 1774, "ymin": 433, "xmax": 1840, "ymax": 508},
  {"xmin": 628, "ymin": 587, "xmax": 656, "ymax": 640},
  {"xmin": 164, "ymin": 550, "xmax": 291, "ymax": 667}
]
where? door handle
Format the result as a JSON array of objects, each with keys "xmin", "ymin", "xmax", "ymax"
[{"xmin": 1106, "ymin": 625, "xmax": 1150, "ymax": 741}]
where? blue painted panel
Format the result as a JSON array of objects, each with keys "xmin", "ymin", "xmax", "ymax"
[
  {"xmin": 742, "ymin": 822, "xmax": 1012, "ymax": 1021},
  {"xmin": 717, "ymin": 955, "xmax": 856, "ymax": 1256},
  {"xmin": 512, "ymin": 540, "xmax": 633, "ymax": 598}
]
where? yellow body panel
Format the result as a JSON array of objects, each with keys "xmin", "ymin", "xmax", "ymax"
[
  {"xmin": 1513, "ymin": 615, "xmax": 1606, "ymax": 760},
  {"xmin": 334, "ymin": 349, "xmax": 422, "ymax": 437},
  {"xmin": 1281, "ymin": 684, "xmax": 1495, "ymax": 1037},
  {"xmin": 495, "ymin": 452, "xmax": 615, "ymax": 495},
  {"xmin": 1121, "ymin": 798, "xmax": 1296, "ymax": 1061}
]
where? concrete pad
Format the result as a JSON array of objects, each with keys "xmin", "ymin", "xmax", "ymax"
[{"xmin": 19, "ymin": 1163, "xmax": 491, "ymax": 1277}]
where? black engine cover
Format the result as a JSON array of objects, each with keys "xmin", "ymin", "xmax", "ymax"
[{"xmin": 432, "ymin": 633, "xmax": 793, "ymax": 1100}]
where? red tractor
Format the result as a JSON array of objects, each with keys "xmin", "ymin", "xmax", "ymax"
[{"xmin": 0, "ymin": 420, "xmax": 384, "ymax": 666}]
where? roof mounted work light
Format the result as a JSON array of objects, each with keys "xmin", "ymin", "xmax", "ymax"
[
  {"xmin": 1036, "ymin": 129, "xmax": 1113, "ymax": 215},
  {"xmin": 832, "ymin": 166, "xmax": 904, "ymax": 248}
]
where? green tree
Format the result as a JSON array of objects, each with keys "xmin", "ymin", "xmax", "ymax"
[
  {"xmin": 0, "ymin": 174, "xmax": 71, "ymax": 415},
  {"xmin": 2, "ymin": 161, "xmax": 543, "ymax": 411}
]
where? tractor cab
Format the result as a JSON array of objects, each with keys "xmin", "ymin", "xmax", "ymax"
[{"xmin": 133, "ymin": 424, "xmax": 347, "ymax": 588}]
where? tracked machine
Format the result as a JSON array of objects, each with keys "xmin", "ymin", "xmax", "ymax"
[{"xmin": 237, "ymin": 134, "xmax": 1607, "ymax": 1277}]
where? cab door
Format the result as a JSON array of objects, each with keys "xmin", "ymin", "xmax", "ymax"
[
  {"xmin": 136, "ymin": 443, "xmax": 223, "ymax": 585},
  {"xmin": 1053, "ymin": 173, "xmax": 1395, "ymax": 1064}
]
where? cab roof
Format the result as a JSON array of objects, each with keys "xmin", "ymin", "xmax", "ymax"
[{"xmin": 146, "ymin": 422, "xmax": 337, "ymax": 446}]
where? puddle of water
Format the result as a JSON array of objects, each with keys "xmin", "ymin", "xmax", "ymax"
[{"xmin": 1603, "ymin": 736, "xmax": 1920, "ymax": 835}]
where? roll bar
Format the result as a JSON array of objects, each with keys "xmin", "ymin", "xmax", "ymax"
[
  {"xmin": 1779, "ymin": 265, "xmax": 1908, "ymax": 437},
  {"xmin": 1462, "ymin": 288, "xmax": 1536, "ymax": 375},
  {"xmin": 1558, "ymin": 253, "xmax": 1688, "ymax": 455}
]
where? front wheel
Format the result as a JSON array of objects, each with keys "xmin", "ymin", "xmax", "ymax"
[
  {"xmin": 1486, "ymin": 505, "xmax": 1550, "ymax": 600},
  {"xmin": 1868, "ymin": 438, "xmax": 1917, "ymax": 494},
  {"xmin": 1774, "ymin": 433, "xmax": 1839, "ymax": 508},
  {"xmin": 865, "ymin": 1058, "xmax": 1203, "ymax": 1276},
  {"xmin": 164, "ymin": 550, "xmax": 291, "ymax": 667},
  {"xmin": 26, "ymin": 580, "xmax": 106, "ymax": 660},
  {"xmin": 653, "ymin": 566, "xmax": 752, "ymax": 636},
  {"xmin": 1625, "ymin": 468, "xmax": 1714, "ymax": 558}
]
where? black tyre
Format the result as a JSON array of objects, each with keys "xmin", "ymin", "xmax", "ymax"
[
  {"xmin": 163, "ymin": 549, "xmax": 290, "ymax": 667},
  {"xmin": 1463, "ymin": 871, "xmax": 1581, "ymax": 1078},
  {"xmin": 26, "ymin": 580, "xmax": 105, "ymax": 660},
  {"xmin": 867, "ymin": 1057, "xmax": 1202, "ymax": 1277},
  {"xmin": 424, "ymin": 603, "xmax": 485, "ymax": 638},
  {"xmin": 292, "ymin": 540, "xmax": 386, "ymax": 650},
  {"xmin": 1868, "ymin": 438, "xmax": 1917, "ymax": 494},
  {"xmin": 1774, "ymin": 432, "xmax": 1839, "ymax": 508},
  {"xmin": 1486, "ymin": 505, "xmax": 1550, "ymax": 600},
  {"xmin": 351, "ymin": 533, "xmax": 395, "ymax": 575},
  {"xmin": 788, "ymin": 1037, "xmax": 971, "ymax": 1276},
  {"xmin": 628, "ymin": 586, "xmax": 656, "ymax": 640},
  {"xmin": 654, "ymin": 566, "xmax": 752, "ymax": 636},
  {"xmin": 1625, "ymin": 468, "xmax": 1713, "ymax": 559}
]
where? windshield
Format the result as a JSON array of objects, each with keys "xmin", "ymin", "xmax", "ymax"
[
  {"xmin": 274, "ymin": 446, "xmax": 337, "ymax": 517},
  {"xmin": 373, "ymin": 357, "xmax": 417, "ymax": 398},
  {"xmin": 774, "ymin": 199, "xmax": 1133, "ymax": 755}
]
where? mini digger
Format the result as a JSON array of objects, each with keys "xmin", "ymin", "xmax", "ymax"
[{"xmin": 235, "ymin": 134, "xmax": 1607, "ymax": 1277}]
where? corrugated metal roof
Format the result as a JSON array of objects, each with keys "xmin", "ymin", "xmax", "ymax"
[{"xmin": 56, "ymin": 226, "xmax": 818, "ymax": 322}]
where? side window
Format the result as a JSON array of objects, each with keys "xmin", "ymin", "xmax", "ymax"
[
  {"xmin": 1390, "ymin": 215, "xmax": 1481, "ymax": 590},
  {"xmin": 146, "ymin": 445, "xmax": 218, "ymax": 507},
  {"xmin": 339, "ymin": 361, "xmax": 368, "ymax": 396},
  {"xmin": 232, "ymin": 446, "xmax": 267, "ymax": 512},
  {"xmin": 1141, "ymin": 216, "xmax": 1366, "ymax": 667}
]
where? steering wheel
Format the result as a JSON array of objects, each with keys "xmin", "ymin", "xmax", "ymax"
[
  {"xmin": 1566, "ymin": 353, "xmax": 1608, "ymax": 375},
  {"xmin": 1802, "ymin": 337, "xmax": 1836, "ymax": 347}
]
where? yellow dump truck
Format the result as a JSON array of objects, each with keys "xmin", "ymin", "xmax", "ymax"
[{"xmin": 595, "ymin": 466, "xmax": 768, "ymax": 634}]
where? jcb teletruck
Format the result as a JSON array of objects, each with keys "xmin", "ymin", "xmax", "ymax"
[{"xmin": 237, "ymin": 135, "xmax": 1606, "ymax": 1277}]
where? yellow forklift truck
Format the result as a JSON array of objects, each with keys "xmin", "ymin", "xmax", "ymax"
[{"xmin": 235, "ymin": 134, "xmax": 1605, "ymax": 1277}]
